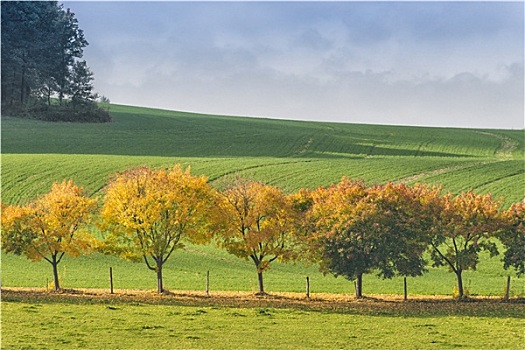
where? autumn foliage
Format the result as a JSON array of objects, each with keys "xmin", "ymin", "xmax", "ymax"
[
  {"xmin": 1, "ymin": 165, "xmax": 521, "ymax": 299},
  {"xmin": 212, "ymin": 178, "xmax": 304, "ymax": 294},
  {"xmin": 428, "ymin": 191, "xmax": 503, "ymax": 299},
  {"xmin": 99, "ymin": 166, "xmax": 215, "ymax": 293},
  {"xmin": 308, "ymin": 180, "xmax": 435, "ymax": 298},
  {"xmin": 1, "ymin": 180, "xmax": 97, "ymax": 290}
]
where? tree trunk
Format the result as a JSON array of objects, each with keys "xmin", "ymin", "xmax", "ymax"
[
  {"xmin": 456, "ymin": 270, "xmax": 464, "ymax": 299},
  {"xmin": 51, "ymin": 255, "xmax": 60, "ymax": 291},
  {"xmin": 156, "ymin": 263, "xmax": 163, "ymax": 293},
  {"xmin": 11, "ymin": 71, "xmax": 16, "ymax": 106},
  {"xmin": 356, "ymin": 273, "xmax": 363, "ymax": 298},
  {"xmin": 257, "ymin": 271, "xmax": 265, "ymax": 294},
  {"xmin": 20, "ymin": 68, "xmax": 26, "ymax": 105}
]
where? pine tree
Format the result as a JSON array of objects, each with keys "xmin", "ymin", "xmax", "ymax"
[{"xmin": 1, "ymin": 1, "xmax": 109, "ymax": 122}]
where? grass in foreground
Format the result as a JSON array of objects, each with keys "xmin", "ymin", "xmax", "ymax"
[{"xmin": 2, "ymin": 288, "xmax": 524, "ymax": 350}]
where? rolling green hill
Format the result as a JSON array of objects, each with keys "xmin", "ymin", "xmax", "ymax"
[
  {"xmin": 2, "ymin": 104, "xmax": 523, "ymax": 207},
  {"xmin": 2, "ymin": 104, "xmax": 524, "ymax": 295}
]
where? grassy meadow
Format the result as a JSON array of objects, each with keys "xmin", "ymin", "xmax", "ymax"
[
  {"xmin": 2, "ymin": 105, "xmax": 525, "ymax": 294},
  {"xmin": 2, "ymin": 243, "xmax": 524, "ymax": 298},
  {"xmin": 2, "ymin": 105, "xmax": 524, "ymax": 349},
  {"xmin": 2, "ymin": 104, "xmax": 524, "ymax": 296},
  {"xmin": 2, "ymin": 297, "xmax": 523, "ymax": 350}
]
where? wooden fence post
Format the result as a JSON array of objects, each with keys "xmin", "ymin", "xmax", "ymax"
[
  {"xmin": 404, "ymin": 277, "xmax": 408, "ymax": 301},
  {"xmin": 206, "ymin": 270, "xmax": 210, "ymax": 297},
  {"xmin": 306, "ymin": 276, "xmax": 310, "ymax": 299},
  {"xmin": 109, "ymin": 267, "xmax": 114, "ymax": 294},
  {"xmin": 504, "ymin": 275, "xmax": 511, "ymax": 302}
]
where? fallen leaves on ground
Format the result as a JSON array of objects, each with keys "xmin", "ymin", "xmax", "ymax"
[{"xmin": 2, "ymin": 287, "xmax": 523, "ymax": 318}]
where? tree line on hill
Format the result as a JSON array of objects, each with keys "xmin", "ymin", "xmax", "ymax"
[
  {"xmin": 1, "ymin": 1, "xmax": 110, "ymax": 122},
  {"xmin": 2, "ymin": 165, "xmax": 524, "ymax": 300}
]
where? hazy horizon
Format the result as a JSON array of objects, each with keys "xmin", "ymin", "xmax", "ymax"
[{"xmin": 64, "ymin": 1, "xmax": 524, "ymax": 129}]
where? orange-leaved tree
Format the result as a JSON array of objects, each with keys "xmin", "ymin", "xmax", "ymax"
[
  {"xmin": 213, "ymin": 178, "xmax": 303, "ymax": 294},
  {"xmin": 428, "ymin": 190, "xmax": 503, "ymax": 299},
  {"xmin": 309, "ymin": 179, "xmax": 432, "ymax": 298},
  {"xmin": 100, "ymin": 165, "xmax": 215, "ymax": 293},
  {"xmin": 1, "ymin": 180, "xmax": 98, "ymax": 290}
]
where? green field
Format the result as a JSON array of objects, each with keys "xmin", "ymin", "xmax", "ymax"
[
  {"xmin": 2, "ymin": 292, "xmax": 524, "ymax": 350},
  {"xmin": 2, "ymin": 104, "xmax": 524, "ymax": 207},
  {"xmin": 2, "ymin": 243, "xmax": 524, "ymax": 298},
  {"xmin": 2, "ymin": 105, "xmax": 525, "ymax": 349},
  {"xmin": 2, "ymin": 104, "xmax": 524, "ymax": 297}
]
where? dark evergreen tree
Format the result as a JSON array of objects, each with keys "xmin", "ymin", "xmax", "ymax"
[
  {"xmin": 53, "ymin": 6, "xmax": 88, "ymax": 105},
  {"xmin": 1, "ymin": 1, "xmax": 110, "ymax": 122},
  {"xmin": 69, "ymin": 60, "xmax": 96, "ymax": 107},
  {"xmin": 1, "ymin": 1, "xmax": 57, "ymax": 107}
]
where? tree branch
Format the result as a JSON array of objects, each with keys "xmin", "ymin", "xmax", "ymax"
[
  {"xmin": 431, "ymin": 241, "xmax": 457, "ymax": 274},
  {"xmin": 143, "ymin": 255, "xmax": 156, "ymax": 271},
  {"xmin": 56, "ymin": 251, "xmax": 66, "ymax": 264}
]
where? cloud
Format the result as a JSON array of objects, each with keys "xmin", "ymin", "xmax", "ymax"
[{"xmin": 65, "ymin": 1, "xmax": 523, "ymax": 129}]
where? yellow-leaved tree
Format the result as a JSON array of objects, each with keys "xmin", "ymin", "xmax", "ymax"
[
  {"xmin": 1, "ymin": 180, "xmax": 98, "ymax": 290},
  {"xmin": 212, "ymin": 178, "xmax": 303, "ymax": 294},
  {"xmin": 428, "ymin": 190, "xmax": 504, "ymax": 299},
  {"xmin": 100, "ymin": 165, "xmax": 215, "ymax": 293}
]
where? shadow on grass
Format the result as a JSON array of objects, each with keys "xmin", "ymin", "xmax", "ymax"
[{"xmin": 2, "ymin": 287, "xmax": 524, "ymax": 319}]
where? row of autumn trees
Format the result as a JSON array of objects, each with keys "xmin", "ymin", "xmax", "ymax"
[
  {"xmin": 1, "ymin": 1, "xmax": 110, "ymax": 122},
  {"xmin": 2, "ymin": 165, "xmax": 524, "ymax": 299}
]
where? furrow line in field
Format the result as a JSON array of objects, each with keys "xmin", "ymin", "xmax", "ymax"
[
  {"xmin": 295, "ymin": 136, "xmax": 314, "ymax": 156},
  {"xmin": 207, "ymin": 159, "xmax": 319, "ymax": 184},
  {"xmin": 475, "ymin": 131, "xmax": 519, "ymax": 160},
  {"xmin": 396, "ymin": 162, "xmax": 488, "ymax": 184},
  {"xmin": 471, "ymin": 169, "xmax": 525, "ymax": 194}
]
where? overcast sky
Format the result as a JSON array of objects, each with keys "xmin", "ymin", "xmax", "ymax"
[{"xmin": 63, "ymin": 1, "xmax": 524, "ymax": 129}]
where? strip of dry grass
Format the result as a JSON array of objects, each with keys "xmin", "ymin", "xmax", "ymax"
[{"xmin": 3, "ymin": 287, "xmax": 523, "ymax": 318}]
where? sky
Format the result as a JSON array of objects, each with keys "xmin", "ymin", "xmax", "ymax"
[{"xmin": 63, "ymin": 1, "xmax": 524, "ymax": 129}]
